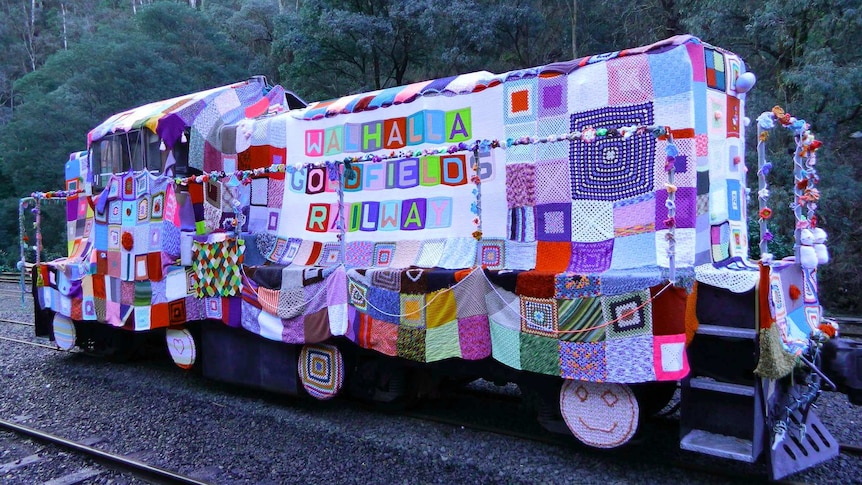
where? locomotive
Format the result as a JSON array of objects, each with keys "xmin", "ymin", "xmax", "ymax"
[{"xmin": 26, "ymin": 35, "xmax": 862, "ymax": 479}]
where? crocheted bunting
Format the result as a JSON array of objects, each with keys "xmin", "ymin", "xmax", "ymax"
[
  {"xmin": 396, "ymin": 325, "xmax": 426, "ymax": 362},
  {"xmin": 490, "ymin": 321, "xmax": 521, "ymax": 370},
  {"xmin": 453, "ymin": 270, "xmax": 489, "ymax": 318},
  {"xmin": 560, "ymin": 341, "xmax": 607, "ymax": 381},
  {"xmin": 567, "ymin": 240, "xmax": 614, "ymax": 274},
  {"xmin": 192, "ymin": 238, "xmax": 245, "ymax": 297},
  {"xmin": 535, "ymin": 203, "xmax": 572, "ymax": 242},
  {"xmin": 571, "ymin": 200, "xmax": 614, "ymax": 243},
  {"xmin": 653, "ymin": 333, "xmax": 689, "ymax": 380},
  {"xmin": 366, "ymin": 286, "xmax": 400, "ymax": 324},
  {"xmin": 570, "ymin": 103, "xmax": 656, "ymax": 201},
  {"xmin": 535, "ymin": 159, "xmax": 573, "ymax": 204},
  {"xmin": 520, "ymin": 333, "xmax": 560, "ymax": 375},
  {"xmin": 536, "ymin": 116, "xmax": 569, "ymax": 161},
  {"xmin": 607, "ymin": 54, "xmax": 654, "ymax": 105},
  {"xmin": 485, "ymin": 286, "xmax": 520, "ymax": 331},
  {"xmin": 506, "ymin": 163, "xmax": 537, "ymax": 208},
  {"xmin": 507, "ymin": 207, "xmax": 536, "ymax": 243},
  {"xmin": 504, "ymin": 241, "xmax": 537, "ymax": 270},
  {"xmin": 557, "ymin": 297, "xmax": 605, "ymax": 342},
  {"xmin": 536, "ymin": 241, "xmax": 572, "ymax": 272},
  {"xmin": 555, "ymin": 273, "xmax": 602, "ymax": 299},
  {"xmin": 601, "ymin": 290, "xmax": 652, "ymax": 339},
  {"xmin": 415, "ymin": 239, "xmax": 445, "ymax": 267},
  {"xmin": 425, "ymin": 289, "xmax": 457, "ymax": 329},
  {"xmin": 370, "ymin": 268, "xmax": 401, "ymax": 292},
  {"xmin": 647, "ymin": 44, "xmax": 692, "ymax": 98},
  {"xmin": 389, "ymin": 240, "xmax": 421, "ymax": 268},
  {"xmin": 344, "ymin": 241, "xmax": 373, "ymax": 268},
  {"xmin": 656, "ymin": 187, "xmax": 696, "ymax": 229},
  {"xmin": 426, "ymin": 321, "xmax": 461, "ymax": 362},
  {"xmin": 538, "ymin": 74, "xmax": 567, "ymax": 118},
  {"xmin": 605, "ymin": 334, "xmax": 655, "ymax": 383},
  {"xmin": 439, "ymin": 238, "xmax": 476, "ymax": 269},
  {"xmin": 520, "ymin": 296, "xmax": 558, "ymax": 337},
  {"xmin": 298, "ymin": 344, "xmax": 344, "ymax": 400},
  {"xmin": 515, "ymin": 271, "xmax": 556, "ymax": 298},
  {"xmin": 458, "ymin": 314, "xmax": 491, "ymax": 360},
  {"xmin": 399, "ymin": 294, "xmax": 425, "ymax": 328},
  {"xmin": 610, "ymin": 233, "xmax": 656, "ymax": 270}
]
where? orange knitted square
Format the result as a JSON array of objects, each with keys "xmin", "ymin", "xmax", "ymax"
[{"xmin": 535, "ymin": 241, "xmax": 571, "ymax": 272}]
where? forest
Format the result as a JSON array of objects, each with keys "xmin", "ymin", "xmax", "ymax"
[{"xmin": 0, "ymin": 0, "xmax": 860, "ymax": 313}]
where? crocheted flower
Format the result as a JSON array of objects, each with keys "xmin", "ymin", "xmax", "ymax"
[
  {"xmin": 759, "ymin": 208, "xmax": 773, "ymax": 220},
  {"xmin": 581, "ymin": 127, "xmax": 597, "ymax": 143},
  {"xmin": 121, "ymin": 231, "xmax": 134, "ymax": 251}
]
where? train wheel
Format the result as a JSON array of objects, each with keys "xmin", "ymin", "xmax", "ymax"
[
  {"xmin": 298, "ymin": 344, "xmax": 344, "ymax": 400},
  {"xmin": 52, "ymin": 314, "xmax": 76, "ymax": 351},
  {"xmin": 166, "ymin": 328, "xmax": 197, "ymax": 370},
  {"xmin": 559, "ymin": 380, "xmax": 639, "ymax": 448}
]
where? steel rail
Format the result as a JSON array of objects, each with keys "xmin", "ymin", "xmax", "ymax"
[
  {"xmin": 0, "ymin": 335, "xmax": 60, "ymax": 350},
  {"xmin": 0, "ymin": 318, "xmax": 34, "ymax": 327},
  {"xmin": 0, "ymin": 418, "xmax": 212, "ymax": 485}
]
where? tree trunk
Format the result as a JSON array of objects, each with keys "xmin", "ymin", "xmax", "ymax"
[
  {"xmin": 571, "ymin": 0, "xmax": 577, "ymax": 59},
  {"xmin": 61, "ymin": 1, "xmax": 67, "ymax": 50}
]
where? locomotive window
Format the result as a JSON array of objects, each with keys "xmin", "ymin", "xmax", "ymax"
[
  {"xmin": 91, "ymin": 128, "xmax": 167, "ymax": 190},
  {"xmin": 145, "ymin": 130, "xmax": 164, "ymax": 173}
]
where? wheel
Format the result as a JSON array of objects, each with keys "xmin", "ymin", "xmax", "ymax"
[{"xmin": 559, "ymin": 380, "xmax": 639, "ymax": 448}]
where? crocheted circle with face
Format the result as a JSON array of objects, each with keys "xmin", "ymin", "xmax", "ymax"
[
  {"xmin": 166, "ymin": 328, "xmax": 196, "ymax": 370},
  {"xmin": 560, "ymin": 380, "xmax": 639, "ymax": 448}
]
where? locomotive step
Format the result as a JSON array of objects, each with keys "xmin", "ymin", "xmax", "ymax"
[
  {"xmin": 680, "ymin": 429, "xmax": 756, "ymax": 462},
  {"xmin": 695, "ymin": 324, "xmax": 757, "ymax": 340},
  {"xmin": 688, "ymin": 377, "xmax": 754, "ymax": 396}
]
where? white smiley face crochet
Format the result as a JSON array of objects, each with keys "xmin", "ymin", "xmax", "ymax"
[{"xmin": 560, "ymin": 380, "xmax": 639, "ymax": 448}]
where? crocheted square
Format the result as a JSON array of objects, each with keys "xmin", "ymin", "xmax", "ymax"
[
  {"xmin": 656, "ymin": 227, "xmax": 695, "ymax": 267},
  {"xmin": 704, "ymin": 47, "xmax": 726, "ymax": 91},
  {"xmin": 504, "ymin": 240, "xmax": 537, "ymax": 270},
  {"xmin": 438, "ymin": 237, "xmax": 476, "ymax": 270},
  {"xmin": 507, "ymin": 206, "xmax": 536, "ymax": 243},
  {"xmin": 168, "ymin": 298, "xmax": 186, "ymax": 326},
  {"xmin": 366, "ymin": 286, "xmax": 400, "ymax": 324},
  {"xmin": 606, "ymin": 334, "xmax": 655, "ymax": 383},
  {"xmin": 348, "ymin": 279, "xmax": 368, "ymax": 312},
  {"xmin": 607, "ymin": 55, "xmax": 654, "ymax": 105},
  {"xmin": 458, "ymin": 314, "xmax": 491, "ymax": 360},
  {"xmin": 707, "ymin": 92, "xmax": 727, "ymax": 138},
  {"xmin": 344, "ymin": 241, "xmax": 373, "ymax": 268},
  {"xmin": 610, "ymin": 233, "xmax": 656, "ymax": 270},
  {"xmin": 277, "ymin": 287, "xmax": 306, "ymax": 319},
  {"xmin": 504, "ymin": 78, "xmax": 537, "ymax": 123},
  {"xmin": 400, "ymin": 268, "xmax": 428, "ymax": 294},
  {"xmin": 536, "ymin": 241, "xmax": 572, "ymax": 272},
  {"xmin": 647, "ymin": 44, "xmax": 692, "ymax": 98},
  {"xmin": 390, "ymin": 240, "xmax": 421, "ymax": 268},
  {"xmin": 520, "ymin": 296, "xmax": 558, "ymax": 337},
  {"xmin": 396, "ymin": 326, "xmax": 426, "ymax": 362},
  {"xmin": 536, "ymin": 117, "xmax": 569, "ymax": 161},
  {"xmin": 726, "ymin": 179, "xmax": 743, "ymax": 222},
  {"xmin": 370, "ymin": 268, "xmax": 401, "ymax": 292},
  {"xmin": 653, "ymin": 334, "xmax": 689, "ymax": 380},
  {"xmin": 567, "ymin": 62, "xmax": 609, "ymax": 112},
  {"xmin": 535, "ymin": 159, "xmax": 572, "ymax": 204},
  {"xmin": 570, "ymin": 103, "xmax": 656, "ymax": 201},
  {"xmin": 415, "ymin": 239, "xmax": 445, "ymax": 267},
  {"xmin": 696, "ymin": 193, "xmax": 709, "ymax": 216},
  {"xmin": 505, "ymin": 123, "xmax": 536, "ymax": 163},
  {"xmin": 568, "ymin": 240, "xmax": 614, "ymax": 274},
  {"xmin": 371, "ymin": 242, "xmax": 395, "ymax": 267},
  {"xmin": 426, "ymin": 321, "xmax": 461, "ymax": 362},
  {"xmin": 479, "ymin": 240, "xmax": 506, "ymax": 270},
  {"xmin": 292, "ymin": 240, "xmax": 317, "ymax": 266},
  {"xmin": 453, "ymin": 270, "xmax": 489, "ymax": 318},
  {"xmin": 571, "ymin": 200, "xmax": 614, "ymax": 243},
  {"xmin": 535, "ymin": 203, "xmax": 572, "ymax": 242},
  {"xmin": 485, "ymin": 287, "xmax": 521, "ymax": 332},
  {"xmin": 515, "ymin": 271, "xmax": 556, "ymax": 299},
  {"xmin": 185, "ymin": 294, "xmax": 204, "ymax": 321},
  {"xmin": 558, "ymin": 297, "xmax": 605, "ymax": 342},
  {"xmin": 425, "ymin": 288, "xmax": 457, "ymax": 329},
  {"xmin": 368, "ymin": 318, "xmax": 399, "ymax": 357},
  {"xmin": 555, "ymin": 273, "xmax": 602, "ymax": 300},
  {"xmin": 560, "ymin": 341, "xmax": 607, "ymax": 381},
  {"xmin": 655, "ymin": 187, "xmax": 696, "ymax": 229},
  {"xmin": 204, "ymin": 296, "xmax": 223, "ymax": 320},
  {"xmin": 319, "ymin": 243, "xmax": 342, "ymax": 267},
  {"xmin": 538, "ymin": 74, "xmax": 567, "ymax": 118},
  {"xmin": 490, "ymin": 321, "xmax": 521, "ymax": 370},
  {"xmin": 400, "ymin": 294, "xmax": 425, "ymax": 328},
  {"xmin": 520, "ymin": 333, "xmax": 560, "ymax": 376},
  {"xmin": 729, "ymin": 221, "xmax": 747, "ymax": 257},
  {"xmin": 602, "ymin": 289, "xmax": 652, "ymax": 339},
  {"xmin": 506, "ymin": 163, "xmax": 537, "ymax": 208}
]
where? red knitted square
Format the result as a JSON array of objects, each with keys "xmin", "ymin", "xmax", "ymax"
[
  {"xmin": 535, "ymin": 241, "xmax": 571, "ymax": 272},
  {"xmin": 515, "ymin": 271, "xmax": 557, "ymax": 298},
  {"xmin": 650, "ymin": 285, "xmax": 687, "ymax": 335}
]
